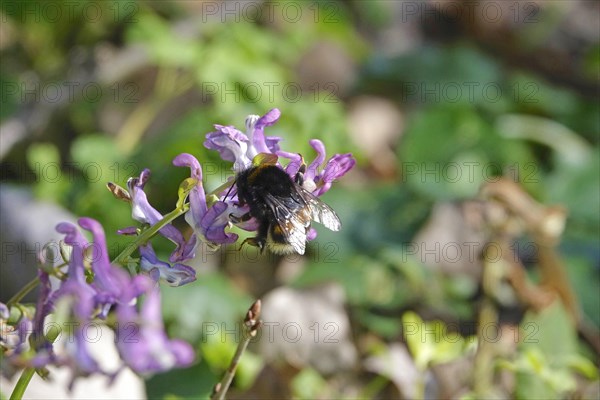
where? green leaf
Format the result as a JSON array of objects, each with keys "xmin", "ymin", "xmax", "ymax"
[
  {"xmin": 547, "ymin": 151, "xmax": 600, "ymax": 224},
  {"xmin": 563, "ymin": 257, "xmax": 600, "ymax": 328},
  {"xmin": 71, "ymin": 134, "xmax": 122, "ymax": 167},
  {"xmin": 402, "ymin": 312, "xmax": 466, "ymax": 371},
  {"xmin": 519, "ymin": 302, "xmax": 577, "ymax": 365},
  {"xmin": 126, "ymin": 13, "xmax": 202, "ymax": 67},
  {"xmin": 402, "ymin": 311, "xmax": 433, "ymax": 371},
  {"xmin": 400, "ymin": 104, "xmax": 537, "ymax": 200},
  {"xmin": 26, "ymin": 142, "xmax": 68, "ymax": 201},
  {"xmin": 357, "ymin": 311, "xmax": 402, "ymax": 339}
]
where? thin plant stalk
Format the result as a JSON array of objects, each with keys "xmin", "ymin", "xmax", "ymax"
[
  {"xmin": 9, "ymin": 369, "xmax": 34, "ymax": 400},
  {"xmin": 211, "ymin": 300, "xmax": 262, "ymax": 400}
]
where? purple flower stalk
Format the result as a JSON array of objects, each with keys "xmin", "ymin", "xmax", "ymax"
[
  {"xmin": 190, "ymin": 108, "xmax": 355, "ymax": 248},
  {"xmin": 3, "ymin": 218, "xmax": 195, "ymax": 387},
  {"xmin": 117, "ymin": 168, "xmax": 197, "ymax": 285},
  {"xmin": 127, "ymin": 169, "xmax": 196, "ymax": 262},
  {"xmin": 115, "ymin": 276, "xmax": 194, "ymax": 375},
  {"xmin": 173, "ymin": 153, "xmax": 240, "ymax": 247},
  {"xmin": 204, "ymin": 109, "xmax": 282, "ymax": 172},
  {"xmin": 204, "ymin": 109, "xmax": 354, "ymax": 196}
]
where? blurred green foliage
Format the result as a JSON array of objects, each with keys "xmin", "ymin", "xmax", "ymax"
[{"xmin": 1, "ymin": 0, "xmax": 598, "ymax": 398}]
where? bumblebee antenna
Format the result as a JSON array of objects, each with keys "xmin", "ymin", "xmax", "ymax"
[{"xmin": 223, "ymin": 179, "xmax": 236, "ymax": 201}]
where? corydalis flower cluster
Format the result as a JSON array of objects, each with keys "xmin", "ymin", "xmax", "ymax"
[
  {"xmin": 0, "ymin": 108, "xmax": 354, "ymax": 391},
  {"xmin": 124, "ymin": 108, "xmax": 354, "ymax": 258},
  {"xmin": 183, "ymin": 108, "xmax": 355, "ymax": 249},
  {"xmin": 0, "ymin": 219, "xmax": 194, "ymax": 388}
]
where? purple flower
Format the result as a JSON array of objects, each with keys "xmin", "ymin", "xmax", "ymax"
[
  {"xmin": 204, "ymin": 125, "xmax": 252, "ymax": 171},
  {"xmin": 173, "ymin": 153, "xmax": 240, "ymax": 248},
  {"xmin": 280, "ymin": 139, "xmax": 356, "ymax": 196},
  {"xmin": 248, "ymin": 108, "xmax": 282, "ymax": 155},
  {"xmin": 139, "ymin": 243, "xmax": 196, "ymax": 287},
  {"xmin": 204, "ymin": 109, "xmax": 282, "ymax": 172},
  {"xmin": 4, "ymin": 214, "xmax": 196, "ymax": 387},
  {"xmin": 53, "ymin": 222, "xmax": 97, "ymax": 320},
  {"xmin": 203, "ymin": 109, "xmax": 355, "ymax": 248},
  {"xmin": 12, "ymin": 317, "xmax": 32, "ymax": 357},
  {"xmin": 62, "ymin": 326, "xmax": 104, "ymax": 390},
  {"xmin": 53, "ymin": 220, "xmax": 131, "ymax": 320},
  {"xmin": 205, "ymin": 110, "xmax": 355, "ymax": 198},
  {"xmin": 116, "ymin": 276, "xmax": 194, "ymax": 375},
  {"xmin": 79, "ymin": 218, "xmax": 136, "ymax": 315},
  {"xmin": 0, "ymin": 313, "xmax": 33, "ymax": 379},
  {"xmin": 51, "ymin": 222, "xmax": 105, "ymax": 382},
  {"xmin": 0, "ymin": 302, "xmax": 8, "ymax": 320},
  {"xmin": 29, "ymin": 271, "xmax": 55, "ymax": 365},
  {"xmin": 127, "ymin": 169, "xmax": 195, "ymax": 262},
  {"xmin": 201, "ymin": 201, "xmax": 240, "ymax": 243},
  {"xmin": 257, "ymin": 116, "xmax": 357, "ymax": 198},
  {"xmin": 50, "ymin": 219, "xmax": 195, "ymax": 382}
]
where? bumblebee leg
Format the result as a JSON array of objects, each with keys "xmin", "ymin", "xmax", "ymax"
[
  {"xmin": 229, "ymin": 212, "xmax": 252, "ymax": 224},
  {"xmin": 239, "ymin": 237, "xmax": 265, "ymax": 253},
  {"xmin": 240, "ymin": 222, "xmax": 268, "ymax": 253},
  {"xmin": 294, "ymin": 154, "xmax": 306, "ymax": 186}
]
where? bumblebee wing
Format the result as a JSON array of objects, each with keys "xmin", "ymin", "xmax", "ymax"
[
  {"xmin": 262, "ymin": 193, "xmax": 310, "ymax": 254},
  {"xmin": 298, "ymin": 187, "xmax": 341, "ymax": 231}
]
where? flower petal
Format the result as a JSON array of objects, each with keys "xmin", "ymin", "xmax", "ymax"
[
  {"xmin": 139, "ymin": 243, "xmax": 196, "ymax": 287},
  {"xmin": 204, "ymin": 125, "xmax": 251, "ymax": 171},
  {"xmin": 117, "ymin": 226, "xmax": 139, "ymax": 235},
  {"xmin": 78, "ymin": 218, "xmax": 133, "ymax": 316},
  {"xmin": 116, "ymin": 282, "xmax": 195, "ymax": 374},
  {"xmin": 201, "ymin": 201, "xmax": 238, "ymax": 244},
  {"xmin": 305, "ymin": 139, "xmax": 327, "ymax": 182},
  {"xmin": 313, "ymin": 153, "xmax": 356, "ymax": 196},
  {"xmin": 126, "ymin": 169, "xmax": 189, "ymax": 263},
  {"xmin": 277, "ymin": 150, "xmax": 304, "ymax": 179},
  {"xmin": 55, "ymin": 222, "xmax": 89, "ymax": 284},
  {"xmin": 173, "ymin": 153, "xmax": 207, "ymax": 235},
  {"xmin": 248, "ymin": 108, "xmax": 281, "ymax": 155}
]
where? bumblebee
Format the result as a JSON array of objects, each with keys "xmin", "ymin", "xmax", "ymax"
[{"xmin": 230, "ymin": 153, "xmax": 341, "ymax": 255}]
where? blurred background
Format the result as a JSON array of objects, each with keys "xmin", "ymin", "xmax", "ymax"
[{"xmin": 1, "ymin": 0, "xmax": 598, "ymax": 398}]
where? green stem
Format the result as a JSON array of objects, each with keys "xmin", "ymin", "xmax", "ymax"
[
  {"xmin": 112, "ymin": 173, "xmax": 233, "ymax": 265},
  {"xmin": 9, "ymin": 368, "xmax": 34, "ymax": 400},
  {"xmin": 9, "ymin": 319, "xmax": 62, "ymax": 400},
  {"xmin": 6, "ymin": 277, "xmax": 40, "ymax": 308},
  {"xmin": 211, "ymin": 300, "xmax": 261, "ymax": 400},
  {"xmin": 113, "ymin": 203, "xmax": 189, "ymax": 266},
  {"xmin": 5, "ymin": 263, "xmax": 65, "ymax": 308},
  {"xmin": 213, "ymin": 334, "xmax": 251, "ymax": 400},
  {"xmin": 7, "ymin": 177, "xmax": 230, "ymax": 302},
  {"xmin": 473, "ymin": 244, "xmax": 501, "ymax": 398}
]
